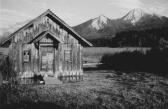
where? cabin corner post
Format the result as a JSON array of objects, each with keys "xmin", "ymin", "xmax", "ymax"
[
  {"xmin": 79, "ymin": 45, "xmax": 83, "ymax": 77},
  {"xmin": 54, "ymin": 47, "xmax": 58, "ymax": 77},
  {"xmin": 78, "ymin": 44, "xmax": 83, "ymax": 79},
  {"xmin": 19, "ymin": 43, "xmax": 23, "ymax": 76},
  {"xmin": 38, "ymin": 44, "xmax": 41, "ymax": 75},
  {"xmin": 57, "ymin": 43, "xmax": 62, "ymax": 77}
]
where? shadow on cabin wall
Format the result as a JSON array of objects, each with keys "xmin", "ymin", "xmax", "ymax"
[{"xmin": 87, "ymin": 48, "xmax": 168, "ymax": 76}]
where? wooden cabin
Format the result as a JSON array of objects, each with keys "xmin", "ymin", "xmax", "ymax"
[{"xmin": 0, "ymin": 9, "xmax": 92, "ymax": 82}]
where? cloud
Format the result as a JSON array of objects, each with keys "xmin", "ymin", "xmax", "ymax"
[
  {"xmin": 51, "ymin": 9, "xmax": 79, "ymax": 26},
  {"xmin": 0, "ymin": 9, "xmax": 32, "ymax": 34},
  {"xmin": 108, "ymin": 0, "xmax": 168, "ymax": 16},
  {"xmin": 0, "ymin": 9, "xmax": 32, "ymax": 25},
  {"xmin": 109, "ymin": 0, "xmax": 142, "ymax": 10},
  {"xmin": 22, "ymin": 0, "xmax": 47, "ymax": 10},
  {"xmin": 0, "ymin": 8, "xmax": 78, "ymax": 36},
  {"xmin": 0, "ymin": 9, "xmax": 32, "ymax": 18},
  {"xmin": 141, "ymin": 1, "xmax": 168, "ymax": 15}
]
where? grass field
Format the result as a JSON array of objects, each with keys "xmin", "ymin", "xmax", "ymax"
[
  {"xmin": 83, "ymin": 47, "xmax": 151, "ymax": 63},
  {"xmin": 1, "ymin": 70, "xmax": 168, "ymax": 109}
]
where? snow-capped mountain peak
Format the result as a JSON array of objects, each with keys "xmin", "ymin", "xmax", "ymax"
[
  {"xmin": 91, "ymin": 15, "xmax": 108, "ymax": 30},
  {"xmin": 122, "ymin": 8, "xmax": 147, "ymax": 25}
]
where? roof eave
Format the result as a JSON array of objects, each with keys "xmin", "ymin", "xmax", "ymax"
[{"xmin": 0, "ymin": 9, "xmax": 93, "ymax": 47}]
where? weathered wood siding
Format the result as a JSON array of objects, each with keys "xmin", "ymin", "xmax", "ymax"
[{"xmin": 8, "ymin": 15, "xmax": 83, "ymax": 79}]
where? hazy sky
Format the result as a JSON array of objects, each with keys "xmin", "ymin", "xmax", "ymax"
[{"xmin": 0, "ymin": 0, "xmax": 168, "ymax": 29}]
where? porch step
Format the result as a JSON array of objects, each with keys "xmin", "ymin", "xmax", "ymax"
[{"xmin": 44, "ymin": 77, "xmax": 62, "ymax": 84}]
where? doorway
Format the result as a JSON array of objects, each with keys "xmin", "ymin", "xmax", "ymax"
[{"xmin": 41, "ymin": 46, "xmax": 54, "ymax": 76}]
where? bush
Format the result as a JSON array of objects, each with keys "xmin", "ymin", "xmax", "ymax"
[
  {"xmin": 0, "ymin": 55, "xmax": 16, "ymax": 82},
  {"xmin": 99, "ymin": 48, "xmax": 168, "ymax": 75}
]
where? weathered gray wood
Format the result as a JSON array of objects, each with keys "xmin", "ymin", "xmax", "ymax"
[
  {"xmin": 38, "ymin": 45, "xmax": 41, "ymax": 74},
  {"xmin": 5, "ymin": 13, "xmax": 86, "ymax": 83},
  {"xmin": 19, "ymin": 43, "xmax": 22, "ymax": 74}
]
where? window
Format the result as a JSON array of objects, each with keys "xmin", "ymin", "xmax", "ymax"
[
  {"xmin": 64, "ymin": 50, "xmax": 71, "ymax": 62},
  {"xmin": 23, "ymin": 50, "xmax": 30, "ymax": 62}
]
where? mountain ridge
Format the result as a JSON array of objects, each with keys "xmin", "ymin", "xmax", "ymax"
[
  {"xmin": 1, "ymin": 8, "xmax": 168, "ymax": 47},
  {"xmin": 73, "ymin": 8, "xmax": 168, "ymax": 47},
  {"xmin": 121, "ymin": 8, "xmax": 148, "ymax": 25}
]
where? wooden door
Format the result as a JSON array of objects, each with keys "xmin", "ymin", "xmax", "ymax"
[{"xmin": 41, "ymin": 46, "xmax": 54, "ymax": 76}]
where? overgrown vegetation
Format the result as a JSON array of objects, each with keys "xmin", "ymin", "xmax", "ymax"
[
  {"xmin": 1, "ymin": 71, "xmax": 168, "ymax": 109},
  {"xmin": 87, "ymin": 27, "xmax": 168, "ymax": 47},
  {"xmin": 98, "ymin": 48, "xmax": 168, "ymax": 75},
  {"xmin": 83, "ymin": 47, "xmax": 150, "ymax": 63},
  {"xmin": 0, "ymin": 56, "xmax": 16, "ymax": 81}
]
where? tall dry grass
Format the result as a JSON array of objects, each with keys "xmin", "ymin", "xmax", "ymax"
[
  {"xmin": 1, "ymin": 70, "xmax": 168, "ymax": 109},
  {"xmin": 0, "ymin": 55, "xmax": 16, "ymax": 82},
  {"xmin": 83, "ymin": 47, "xmax": 151, "ymax": 63}
]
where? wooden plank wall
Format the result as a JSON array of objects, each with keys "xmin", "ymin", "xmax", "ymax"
[
  {"xmin": 7, "ymin": 14, "xmax": 84, "ymax": 82},
  {"xmin": 57, "ymin": 43, "xmax": 83, "ymax": 78},
  {"xmin": 9, "ymin": 43, "xmax": 83, "ymax": 82}
]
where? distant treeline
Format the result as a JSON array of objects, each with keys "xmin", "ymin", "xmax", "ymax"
[
  {"xmin": 89, "ymin": 27, "xmax": 168, "ymax": 47},
  {"xmin": 98, "ymin": 48, "xmax": 168, "ymax": 75}
]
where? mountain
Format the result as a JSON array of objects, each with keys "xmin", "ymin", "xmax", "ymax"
[
  {"xmin": 73, "ymin": 15, "xmax": 132, "ymax": 40},
  {"xmin": 122, "ymin": 9, "xmax": 168, "ymax": 30},
  {"xmin": 91, "ymin": 15, "xmax": 109, "ymax": 30},
  {"xmin": 73, "ymin": 8, "xmax": 168, "ymax": 47},
  {"xmin": 73, "ymin": 15, "xmax": 111, "ymax": 40},
  {"xmin": 121, "ymin": 8, "xmax": 148, "ymax": 25}
]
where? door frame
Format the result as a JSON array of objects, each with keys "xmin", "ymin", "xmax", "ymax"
[{"xmin": 39, "ymin": 44, "xmax": 55, "ymax": 76}]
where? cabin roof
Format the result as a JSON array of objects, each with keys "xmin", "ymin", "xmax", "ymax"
[
  {"xmin": 0, "ymin": 9, "xmax": 93, "ymax": 47},
  {"xmin": 29, "ymin": 30, "xmax": 63, "ymax": 44}
]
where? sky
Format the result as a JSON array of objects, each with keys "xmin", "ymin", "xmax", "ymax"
[{"xmin": 0, "ymin": 0, "xmax": 168, "ymax": 33}]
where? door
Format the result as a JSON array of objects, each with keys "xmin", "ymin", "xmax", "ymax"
[{"xmin": 41, "ymin": 46, "xmax": 54, "ymax": 76}]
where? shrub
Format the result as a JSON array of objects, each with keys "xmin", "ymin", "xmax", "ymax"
[
  {"xmin": 0, "ymin": 55, "xmax": 16, "ymax": 83},
  {"xmin": 99, "ymin": 48, "xmax": 168, "ymax": 75}
]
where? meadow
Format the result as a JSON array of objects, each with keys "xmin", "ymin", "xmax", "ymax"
[
  {"xmin": 1, "ymin": 70, "xmax": 168, "ymax": 109},
  {"xmin": 83, "ymin": 47, "xmax": 151, "ymax": 63}
]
